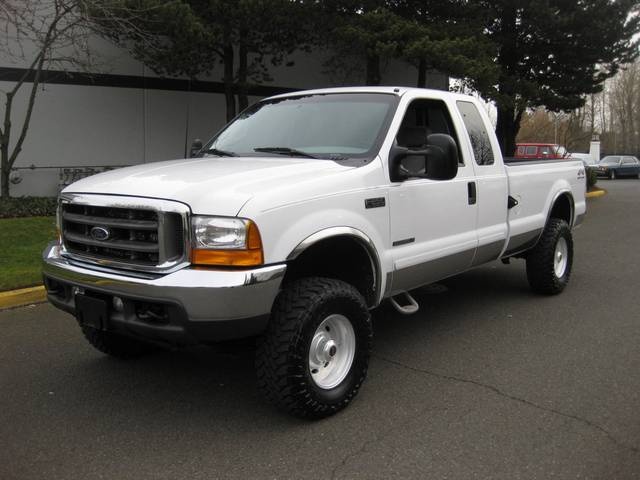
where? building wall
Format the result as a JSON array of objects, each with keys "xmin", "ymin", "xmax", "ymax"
[{"xmin": 1, "ymin": 38, "xmax": 448, "ymax": 196}]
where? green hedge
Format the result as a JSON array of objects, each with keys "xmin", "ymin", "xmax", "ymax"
[
  {"xmin": 0, "ymin": 216, "xmax": 57, "ymax": 290},
  {"xmin": 0, "ymin": 197, "xmax": 57, "ymax": 218}
]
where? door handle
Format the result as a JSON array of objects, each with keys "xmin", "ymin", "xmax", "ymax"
[{"xmin": 468, "ymin": 181, "xmax": 477, "ymax": 205}]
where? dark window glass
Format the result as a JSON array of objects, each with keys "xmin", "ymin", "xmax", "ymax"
[
  {"xmin": 396, "ymin": 98, "xmax": 462, "ymax": 165},
  {"xmin": 599, "ymin": 156, "xmax": 620, "ymax": 165},
  {"xmin": 525, "ymin": 146, "xmax": 537, "ymax": 155},
  {"xmin": 206, "ymin": 93, "xmax": 398, "ymax": 160},
  {"xmin": 456, "ymin": 101, "xmax": 495, "ymax": 165}
]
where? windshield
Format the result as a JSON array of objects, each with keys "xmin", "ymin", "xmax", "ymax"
[
  {"xmin": 203, "ymin": 93, "xmax": 399, "ymax": 160},
  {"xmin": 599, "ymin": 157, "xmax": 619, "ymax": 165}
]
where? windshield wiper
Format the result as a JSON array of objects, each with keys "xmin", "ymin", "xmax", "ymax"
[
  {"xmin": 201, "ymin": 148, "xmax": 237, "ymax": 157},
  {"xmin": 254, "ymin": 147, "xmax": 319, "ymax": 159}
]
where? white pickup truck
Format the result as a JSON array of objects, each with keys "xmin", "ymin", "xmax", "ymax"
[{"xmin": 43, "ymin": 87, "xmax": 586, "ymax": 418}]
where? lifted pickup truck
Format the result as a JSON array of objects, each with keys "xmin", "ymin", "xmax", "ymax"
[{"xmin": 43, "ymin": 87, "xmax": 586, "ymax": 418}]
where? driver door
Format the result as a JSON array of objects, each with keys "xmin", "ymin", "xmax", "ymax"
[{"xmin": 388, "ymin": 97, "xmax": 478, "ymax": 294}]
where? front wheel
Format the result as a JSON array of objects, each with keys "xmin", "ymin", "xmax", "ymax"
[
  {"xmin": 256, "ymin": 277, "xmax": 372, "ymax": 419},
  {"xmin": 525, "ymin": 219, "xmax": 573, "ymax": 295},
  {"xmin": 611, "ymin": 170, "xmax": 617, "ymax": 179}
]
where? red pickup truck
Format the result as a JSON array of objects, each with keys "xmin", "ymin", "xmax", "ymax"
[{"xmin": 515, "ymin": 143, "xmax": 568, "ymax": 160}]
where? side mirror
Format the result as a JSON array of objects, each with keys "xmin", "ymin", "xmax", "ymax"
[
  {"xmin": 189, "ymin": 138, "xmax": 203, "ymax": 158},
  {"xmin": 391, "ymin": 133, "xmax": 459, "ymax": 182}
]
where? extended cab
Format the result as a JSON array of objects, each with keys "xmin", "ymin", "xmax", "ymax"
[{"xmin": 43, "ymin": 87, "xmax": 586, "ymax": 418}]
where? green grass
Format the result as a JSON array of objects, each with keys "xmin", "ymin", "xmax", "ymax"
[{"xmin": 0, "ymin": 216, "xmax": 57, "ymax": 291}]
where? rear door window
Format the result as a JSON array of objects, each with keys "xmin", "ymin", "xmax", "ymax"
[{"xmin": 456, "ymin": 101, "xmax": 495, "ymax": 165}]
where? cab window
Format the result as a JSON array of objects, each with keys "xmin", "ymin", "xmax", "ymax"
[{"xmin": 456, "ymin": 101, "xmax": 495, "ymax": 166}]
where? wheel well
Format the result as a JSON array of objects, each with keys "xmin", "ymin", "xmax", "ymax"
[
  {"xmin": 284, "ymin": 236, "xmax": 378, "ymax": 307},
  {"xmin": 549, "ymin": 193, "xmax": 573, "ymax": 226}
]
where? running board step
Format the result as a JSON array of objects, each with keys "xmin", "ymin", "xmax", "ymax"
[{"xmin": 390, "ymin": 292, "xmax": 419, "ymax": 315}]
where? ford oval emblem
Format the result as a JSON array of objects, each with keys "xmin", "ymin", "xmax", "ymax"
[{"xmin": 90, "ymin": 226, "xmax": 111, "ymax": 241}]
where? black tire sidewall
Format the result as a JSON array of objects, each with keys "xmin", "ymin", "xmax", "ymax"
[
  {"xmin": 298, "ymin": 295, "xmax": 370, "ymax": 404},
  {"xmin": 553, "ymin": 226, "xmax": 573, "ymax": 285},
  {"xmin": 256, "ymin": 277, "xmax": 372, "ymax": 418},
  {"xmin": 526, "ymin": 218, "xmax": 573, "ymax": 294}
]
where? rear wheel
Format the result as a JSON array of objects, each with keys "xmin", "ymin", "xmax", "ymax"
[
  {"xmin": 525, "ymin": 219, "xmax": 573, "ymax": 295},
  {"xmin": 256, "ymin": 277, "xmax": 372, "ymax": 419}
]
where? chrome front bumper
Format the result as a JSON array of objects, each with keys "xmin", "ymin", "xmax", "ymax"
[{"xmin": 42, "ymin": 242, "xmax": 286, "ymax": 344}]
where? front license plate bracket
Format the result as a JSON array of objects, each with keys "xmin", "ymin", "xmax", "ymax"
[{"xmin": 75, "ymin": 294, "xmax": 109, "ymax": 330}]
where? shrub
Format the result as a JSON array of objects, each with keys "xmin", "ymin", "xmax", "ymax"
[
  {"xmin": 586, "ymin": 167, "xmax": 598, "ymax": 190},
  {"xmin": 0, "ymin": 196, "xmax": 57, "ymax": 218}
]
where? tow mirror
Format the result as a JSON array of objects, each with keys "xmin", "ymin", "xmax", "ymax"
[
  {"xmin": 190, "ymin": 138, "xmax": 203, "ymax": 158},
  {"xmin": 391, "ymin": 133, "xmax": 459, "ymax": 182}
]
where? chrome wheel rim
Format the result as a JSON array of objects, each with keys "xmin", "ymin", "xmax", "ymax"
[
  {"xmin": 554, "ymin": 237, "xmax": 568, "ymax": 278},
  {"xmin": 308, "ymin": 314, "xmax": 356, "ymax": 390}
]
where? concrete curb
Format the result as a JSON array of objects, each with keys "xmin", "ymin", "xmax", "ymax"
[
  {"xmin": 0, "ymin": 286, "xmax": 46, "ymax": 310},
  {"xmin": 586, "ymin": 189, "xmax": 607, "ymax": 199}
]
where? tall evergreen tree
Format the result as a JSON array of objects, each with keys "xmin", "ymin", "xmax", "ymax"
[
  {"xmin": 472, "ymin": 0, "xmax": 640, "ymax": 156},
  {"xmin": 319, "ymin": 1, "xmax": 413, "ymax": 85},
  {"xmin": 103, "ymin": 0, "xmax": 312, "ymax": 120},
  {"xmin": 321, "ymin": 1, "xmax": 498, "ymax": 90},
  {"xmin": 395, "ymin": 0, "xmax": 497, "ymax": 89}
]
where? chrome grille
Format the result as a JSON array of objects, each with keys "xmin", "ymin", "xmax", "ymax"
[{"xmin": 59, "ymin": 194, "xmax": 189, "ymax": 272}]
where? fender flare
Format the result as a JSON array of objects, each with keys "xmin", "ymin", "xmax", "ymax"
[
  {"xmin": 287, "ymin": 227, "xmax": 383, "ymax": 307},
  {"xmin": 546, "ymin": 189, "xmax": 575, "ymax": 228}
]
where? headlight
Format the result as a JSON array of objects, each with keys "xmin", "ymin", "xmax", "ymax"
[
  {"xmin": 193, "ymin": 217, "xmax": 250, "ymax": 249},
  {"xmin": 191, "ymin": 216, "xmax": 263, "ymax": 266}
]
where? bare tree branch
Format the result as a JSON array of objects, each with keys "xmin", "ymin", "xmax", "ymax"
[{"xmin": 0, "ymin": 0, "xmax": 162, "ymax": 197}]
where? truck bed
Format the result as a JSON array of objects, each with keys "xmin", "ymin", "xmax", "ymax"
[{"xmin": 504, "ymin": 159, "xmax": 586, "ymax": 256}]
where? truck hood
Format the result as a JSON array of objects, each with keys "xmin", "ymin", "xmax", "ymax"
[{"xmin": 63, "ymin": 157, "xmax": 355, "ymax": 216}]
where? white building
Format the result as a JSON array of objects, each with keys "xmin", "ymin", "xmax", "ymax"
[{"xmin": 1, "ymin": 36, "xmax": 447, "ymax": 197}]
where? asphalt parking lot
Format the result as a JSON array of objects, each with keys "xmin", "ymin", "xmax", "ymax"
[{"xmin": 2, "ymin": 180, "xmax": 639, "ymax": 480}]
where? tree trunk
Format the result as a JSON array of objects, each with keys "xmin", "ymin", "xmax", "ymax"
[
  {"xmin": 1, "ymin": 95, "xmax": 10, "ymax": 199},
  {"xmin": 237, "ymin": 40, "xmax": 249, "ymax": 111},
  {"xmin": 495, "ymin": 105, "xmax": 523, "ymax": 157},
  {"xmin": 495, "ymin": 5, "xmax": 520, "ymax": 157},
  {"xmin": 0, "ymin": 159, "xmax": 9, "ymax": 199},
  {"xmin": 223, "ymin": 42, "xmax": 236, "ymax": 122},
  {"xmin": 365, "ymin": 53, "xmax": 381, "ymax": 86},
  {"xmin": 417, "ymin": 58, "xmax": 427, "ymax": 88},
  {"xmin": 1, "ymin": 54, "xmax": 45, "ymax": 199}
]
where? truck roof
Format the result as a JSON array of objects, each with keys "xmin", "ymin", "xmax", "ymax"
[{"xmin": 265, "ymin": 86, "xmax": 472, "ymax": 102}]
